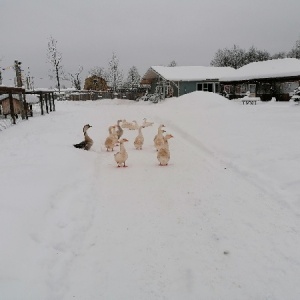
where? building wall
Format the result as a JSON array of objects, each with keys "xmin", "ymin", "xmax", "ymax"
[
  {"xmin": 221, "ymin": 78, "xmax": 300, "ymax": 101},
  {"xmin": 178, "ymin": 81, "xmax": 220, "ymax": 96},
  {"xmin": 0, "ymin": 98, "xmax": 22, "ymax": 115},
  {"xmin": 149, "ymin": 79, "xmax": 220, "ymax": 98},
  {"xmin": 179, "ymin": 81, "xmax": 196, "ymax": 96}
]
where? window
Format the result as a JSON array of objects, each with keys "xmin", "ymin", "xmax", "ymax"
[
  {"xmin": 197, "ymin": 82, "xmax": 213, "ymax": 92},
  {"xmin": 249, "ymin": 84, "xmax": 256, "ymax": 94}
]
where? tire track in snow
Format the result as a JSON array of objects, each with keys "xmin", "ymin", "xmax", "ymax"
[
  {"xmin": 152, "ymin": 115, "xmax": 296, "ymax": 213},
  {"xmin": 41, "ymin": 150, "xmax": 103, "ymax": 300}
]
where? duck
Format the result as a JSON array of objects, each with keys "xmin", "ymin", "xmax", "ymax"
[
  {"xmin": 154, "ymin": 124, "xmax": 166, "ymax": 151},
  {"xmin": 105, "ymin": 125, "xmax": 118, "ymax": 151},
  {"xmin": 157, "ymin": 134, "xmax": 174, "ymax": 166},
  {"xmin": 128, "ymin": 120, "xmax": 139, "ymax": 130},
  {"xmin": 116, "ymin": 119, "xmax": 123, "ymax": 139},
  {"xmin": 142, "ymin": 118, "xmax": 154, "ymax": 127},
  {"xmin": 73, "ymin": 124, "xmax": 93, "ymax": 150},
  {"xmin": 114, "ymin": 138, "xmax": 129, "ymax": 167},
  {"xmin": 121, "ymin": 119, "xmax": 132, "ymax": 129},
  {"xmin": 134, "ymin": 125, "xmax": 145, "ymax": 150}
]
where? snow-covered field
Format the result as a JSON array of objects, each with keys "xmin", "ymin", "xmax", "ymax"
[{"xmin": 1, "ymin": 92, "xmax": 300, "ymax": 300}]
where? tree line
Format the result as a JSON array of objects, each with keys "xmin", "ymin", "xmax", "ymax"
[
  {"xmin": 46, "ymin": 36, "xmax": 180, "ymax": 93},
  {"xmin": 1, "ymin": 36, "xmax": 300, "ymax": 91},
  {"xmin": 41, "ymin": 35, "xmax": 300, "ymax": 91},
  {"xmin": 210, "ymin": 37, "xmax": 300, "ymax": 69}
]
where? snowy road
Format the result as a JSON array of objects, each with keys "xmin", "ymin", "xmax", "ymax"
[{"xmin": 1, "ymin": 94, "xmax": 300, "ymax": 299}]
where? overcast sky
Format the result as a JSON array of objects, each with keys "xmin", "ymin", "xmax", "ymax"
[{"xmin": 1, "ymin": 0, "xmax": 300, "ymax": 88}]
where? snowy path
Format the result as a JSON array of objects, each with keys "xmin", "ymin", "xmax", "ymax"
[
  {"xmin": 51, "ymin": 102, "xmax": 300, "ymax": 299},
  {"xmin": 1, "ymin": 97, "xmax": 300, "ymax": 300}
]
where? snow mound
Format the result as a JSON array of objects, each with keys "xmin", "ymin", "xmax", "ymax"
[{"xmin": 164, "ymin": 91, "xmax": 231, "ymax": 109}]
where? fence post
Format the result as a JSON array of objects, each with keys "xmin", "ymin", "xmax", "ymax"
[
  {"xmin": 39, "ymin": 92, "xmax": 44, "ymax": 115},
  {"xmin": 9, "ymin": 92, "xmax": 16, "ymax": 124},
  {"xmin": 45, "ymin": 93, "xmax": 49, "ymax": 114}
]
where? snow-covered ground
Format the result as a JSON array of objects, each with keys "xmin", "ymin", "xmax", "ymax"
[{"xmin": 1, "ymin": 92, "xmax": 300, "ymax": 300}]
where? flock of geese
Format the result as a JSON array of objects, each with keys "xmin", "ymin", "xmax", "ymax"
[{"xmin": 73, "ymin": 118, "xmax": 174, "ymax": 167}]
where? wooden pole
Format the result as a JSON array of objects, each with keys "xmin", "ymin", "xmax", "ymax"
[
  {"xmin": 52, "ymin": 92, "xmax": 56, "ymax": 111},
  {"xmin": 9, "ymin": 92, "xmax": 16, "ymax": 124},
  {"xmin": 45, "ymin": 93, "xmax": 49, "ymax": 114},
  {"xmin": 39, "ymin": 92, "xmax": 44, "ymax": 115},
  {"xmin": 23, "ymin": 93, "xmax": 28, "ymax": 120},
  {"xmin": 18, "ymin": 92, "xmax": 26, "ymax": 120},
  {"xmin": 49, "ymin": 93, "xmax": 52, "ymax": 112}
]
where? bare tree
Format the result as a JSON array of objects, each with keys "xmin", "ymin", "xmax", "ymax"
[
  {"xmin": 89, "ymin": 66, "xmax": 106, "ymax": 79},
  {"xmin": 211, "ymin": 45, "xmax": 246, "ymax": 69},
  {"xmin": 168, "ymin": 60, "xmax": 177, "ymax": 67},
  {"xmin": 69, "ymin": 66, "xmax": 83, "ymax": 90},
  {"xmin": 272, "ymin": 52, "xmax": 287, "ymax": 59},
  {"xmin": 125, "ymin": 66, "xmax": 141, "ymax": 90},
  {"xmin": 245, "ymin": 46, "xmax": 270, "ymax": 64},
  {"xmin": 47, "ymin": 36, "xmax": 65, "ymax": 93},
  {"xmin": 107, "ymin": 52, "xmax": 123, "ymax": 92},
  {"xmin": 288, "ymin": 37, "xmax": 300, "ymax": 59},
  {"xmin": 211, "ymin": 45, "xmax": 271, "ymax": 69}
]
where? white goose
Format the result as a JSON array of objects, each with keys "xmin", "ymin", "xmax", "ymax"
[
  {"xmin": 134, "ymin": 126, "xmax": 145, "ymax": 150},
  {"xmin": 142, "ymin": 118, "xmax": 154, "ymax": 127},
  {"xmin": 105, "ymin": 125, "xmax": 118, "ymax": 151},
  {"xmin": 114, "ymin": 138, "xmax": 129, "ymax": 167},
  {"xmin": 116, "ymin": 119, "xmax": 123, "ymax": 139},
  {"xmin": 128, "ymin": 120, "xmax": 139, "ymax": 130},
  {"xmin": 121, "ymin": 119, "xmax": 132, "ymax": 129},
  {"xmin": 154, "ymin": 124, "xmax": 166, "ymax": 151},
  {"xmin": 157, "ymin": 134, "xmax": 173, "ymax": 166}
]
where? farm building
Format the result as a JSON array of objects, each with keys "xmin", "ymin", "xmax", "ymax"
[
  {"xmin": 140, "ymin": 66, "xmax": 236, "ymax": 98},
  {"xmin": 219, "ymin": 58, "xmax": 300, "ymax": 101}
]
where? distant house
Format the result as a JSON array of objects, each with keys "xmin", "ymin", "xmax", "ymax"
[
  {"xmin": 141, "ymin": 66, "xmax": 236, "ymax": 98},
  {"xmin": 219, "ymin": 58, "xmax": 300, "ymax": 101}
]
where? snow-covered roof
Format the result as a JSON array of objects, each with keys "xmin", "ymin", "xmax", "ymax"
[
  {"xmin": 0, "ymin": 94, "xmax": 20, "ymax": 101},
  {"xmin": 0, "ymin": 93, "xmax": 39, "ymax": 103},
  {"xmin": 142, "ymin": 66, "xmax": 236, "ymax": 82},
  {"xmin": 220, "ymin": 58, "xmax": 300, "ymax": 82}
]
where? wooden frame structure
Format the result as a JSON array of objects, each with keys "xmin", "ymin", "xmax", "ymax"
[
  {"xmin": 0, "ymin": 86, "xmax": 56, "ymax": 125},
  {"xmin": 25, "ymin": 90, "xmax": 55, "ymax": 115}
]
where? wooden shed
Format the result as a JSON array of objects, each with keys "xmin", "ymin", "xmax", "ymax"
[
  {"xmin": 0, "ymin": 95, "xmax": 22, "ymax": 117},
  {"xmin": 0, "ymin": 86, "xmax": 26, "ymax": 124}
]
